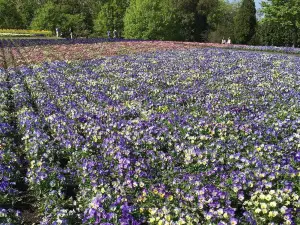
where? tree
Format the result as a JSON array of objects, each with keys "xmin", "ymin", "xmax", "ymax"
[
  {"xmin": 234, "ymin": 0, "xmax": 257, "ymax": 44},
  {"xmin": 171, "ymin": 0, "xmax": 219, "ymax": 41},
  {"xmin": 30, "ymin": 2, "xmax": 62, "ymax": 32},
  {"xmin": 31, "ymin": 1, "xmax": 91, "ymax": 37},
  {"xmin": 207, "ymin": 0, "xmax": 238, "ymax": 43},
  {"xmin": 124, "ymin": 0, "xmax": 184, "ymax": 40},
  {"xmin": 196, "ymin": 0, "xmax": 219, "ymax": 41},
  {"xmin": 94, "ymin": 0, "xmax": 129, "ymax": 37},
  {"xmin": 11, "ymin": 0, "xmax": 40, "ymax": 28},
  {"xmin": 261, "ymin": 0, "xmax": 300, "ymax": 47},
  {"xmin": 257, "ymin": 20, "xmax": 295, "ymax": 46},
  {"xmin": 0, "ymin": 0, "xmax": 23, "ymax": 29}
]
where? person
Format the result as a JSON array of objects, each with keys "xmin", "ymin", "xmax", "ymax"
[
  {"xmin": 69, "ymin": 27, "xmax": 73, "ymax": 39},
  {"xmin": 227, "ymin": 37, "xmax": 231, "ymax": 44},
  {"xmin": 107, "ymin": 30, "xmax": 111, "ymax": 38},
  {"xmin": 113, "ymin": 29, "xmax": 117, "ymax": 38},
  {"xmin": 221, "ymin": 37, "xmax": 225, "ymax": 44},
  {"xmin": 56, "ymin": 27, "xmax": 59, "ymax": 38}
]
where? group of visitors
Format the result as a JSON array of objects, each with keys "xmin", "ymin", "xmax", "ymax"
[
  {"xmin": 222, "ymin": 37, "xmax": 231, "ymax": 44},
  {"xmin": 55, "ymin": 27, "xmax": 73, "ymax": 39},
  {"xmin": 56, "ymin": 27, "xmax": 118, "ymax": 39},
  {"xmin": 107, "ymin": 29, "xmax": 118, "ymax": 38}
]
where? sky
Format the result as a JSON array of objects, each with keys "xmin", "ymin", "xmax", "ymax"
[
  {"xmin": 254, "ymin": 0, "xmax": 262, "ymax": 9},
  {"xmin": 229, "ymin": 0, "xmax": 262, "ymax": 9}
]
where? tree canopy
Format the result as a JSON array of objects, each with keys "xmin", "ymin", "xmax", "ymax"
[
  {"xmin": 0, "ymin": 0, "xmax": 23, "ymax": 29},
  {"xmin": 261, "ymin": 0, "xmax": 300, "ymax": 46},
  {"xmin": 234, "ymin": 0, "xmax": 257, "ymax": 44},
  {"xmin": 94, "ymin": 0, "xmax": 128, "ymax": 37},
  {"xmin": 1, "ymin": 0, "xmax": 300, "ymax": 46},
  {"xmin": 124, "ymin": 0, "xmax": 184, "ymax": 40}
]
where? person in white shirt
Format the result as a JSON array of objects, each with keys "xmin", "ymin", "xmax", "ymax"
[
  {"xmin": 227, "ymin": 37, "xmax": 231, "ymax": 44},
  {"xmin": 221, "ymin": 37, "xmax": 225, "ymax": 44}
]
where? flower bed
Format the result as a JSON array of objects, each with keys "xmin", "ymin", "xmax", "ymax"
[
  {"xmin": 226, "ymin": 44, "xmax": 300, "ymax": 55},
  {"xmin": 0, "ymin": 29, "xmax": 52, "ymax": 37},
  {"xmin": 0, "ymin": 68, "xmax": 22, "ymax": 224},
  {"xmin": 1, "ymin": 40, "xmax": 228, "ymax": 68},
  {"xmin": 1, "ymin": 48, "xmax": 299, "ymax": 224}
]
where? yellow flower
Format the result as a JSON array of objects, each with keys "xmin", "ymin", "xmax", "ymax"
[
  {"xmin": 159, "ymin": 193, "xmax": 165, "ymax": 198},
  {"xmin": 149, "ymin": 208, "xmax": 157, "ymax": 215},
  {"xmin": 233, "ymin": 187, "xmax": 239, "ymax": 193},
  {"xmin": 149, "ymin": 217, "xmax": 155, "ymax": 223},
  {"xmin": 205, "ymin": 214, "xmax": 212, "ymax": 220},
  {"xmin": 261, "ymin": 203, "xmax": 267, "ymax": 209},
  {"xmin": 178, "ymin": 218, "xmax": 186, "ymax": 225},
  {"xmin": 165, "ymin": 215, "xmax": 171, "ymax": 222},
  {"xmin": 168, "ymin": 195, "xmax": 173, "ymax": 201},
  {"xmin": 268, "ymin": 211, "xmax": 278, "ymax": 218},
  {"xmin": 158, "ymin": 220, "xmax": 164, "ymax": 225},
  {"xmin": 262, "ymin": 209, "xmax": 268, "ymax": 214},
  {"xmin": 30, "ymin": 161, "xmax": 35, "ymax": 168},
  {"xmin": 255, "ymin": 208, "xmax": 261, "ymax": 214},
  {"xmin": 139, "ymin": 182, "xmax": 145, "ymax": 188},
  {"xmin": 292, "ymin": 193, "xmax": 299, "ymax": 201},
  {"xmin": 265, "ymin": 194, "xmax": 272, "ymax": 201},
  {"xmin": 270, "ymin": 201, "xmax": 277, "ymax": 207},
  {"xmin": 217, "ymin": 208, "xmax": 223, "ymax": 215},
  {"xmin": 259, "ymin": 194, "xmax": 265, "ymax": 200}
]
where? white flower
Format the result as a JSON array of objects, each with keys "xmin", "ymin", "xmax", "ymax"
[
  {"xmin": 261, "ymin": 203, "xmax": 267, "ymax": 209},
  {"xmin": 280, "ymin": 206, "xmax": 287, "ymax": 214}
]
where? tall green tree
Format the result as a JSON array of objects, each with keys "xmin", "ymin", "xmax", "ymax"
[
  {"xmin": 234, "ymin": 0, "xmax": 257, "ymax": 44},
  {"xmin": 0, "ymin": 0, "xmax": 23, "ymax": 29},
  {"xmin": 94, "ymin": 0, "xmax": 129, "ymax": 37},
  {"xmin": 207, "ymin": 0, "xmax": 238, "ymax": 43},
  {"xmin": 257, "ymin": 20, "xmax": 295, "ymax": 46},
  {"xmin": 196, "ymin": 0, "xmax": 219, "ymax": 41},
  {"xmin": 30, "ymin": 2, "xmax": 62, "ymax": 32},
  {"xmin": 172, "ymin": 0, "xmax": 219, "ymax": 41},
  {"xmin": 124, "ymin": 0, "xmax": 183, "ymax": 40},
  {"xmin": 12, "ymin": 0, "xmax": 40, "ymax": 28},
  {"xmin": 261, "ymin": 0, "xmax": 300, "ymax": 47}
]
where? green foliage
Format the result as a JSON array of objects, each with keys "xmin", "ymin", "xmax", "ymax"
[
  {"xmin": 124, "ymin": 0, "xmax": 184, "ymax": 40},
  {"xmin": 4, "ymin": 0, "xmax": 300, "ymax": 47},
  {"xmin": 14, "ymin": 0, "xmax": 40, "ymax": 28},
  {"xmin": 94, "ymin": 0, "xmax": 129, "ymax": 37},
  {"xmin": 0, "ymin": 0, "xmax": 23, "ymax": 29},
  {"xmin": 257, "ymin": 20, "xmax": 296, "ymax": 46},
  {"xmin": 207, "ymin": 0, "xmax": 237, "ymax": 43},
  {"xmin": 171, "ymin": 0, "xmax": 219, "ymax": 41},
  {"xmin": 261, "ymin": 0, "xmax": 300, "ymax": 46},
  {"xmin": 30, "ymin": 2, "xmax": 60, "ymax": 32},
  {"xmin": 30, "ymin": 1, "xmax": 90, "ymax": 37},
  {"xmin": 171, "ymin": 0, "xmax": 197, "ymax": 41},
  {"xmin": 234, "ymin": 0, "xmax": 257, "ymax": 44}
]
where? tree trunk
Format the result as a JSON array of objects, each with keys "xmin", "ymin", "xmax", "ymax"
[{"xmin": 292, "ymin": 25, "xmax": 298, "ymax": 47}]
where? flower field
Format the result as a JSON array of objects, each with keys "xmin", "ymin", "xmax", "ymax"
[
  {"xmin": 0, "ymin": 39, "xmax": 226, "ymax": 68},
  {"xmin": 0, "ymin": 40, "xmax": 300, "ymax": 225}
]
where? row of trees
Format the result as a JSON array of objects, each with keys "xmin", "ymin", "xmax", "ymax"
[{"xmin": 0, "ymin": 0, "xmax": 299, "ymax": 46}]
